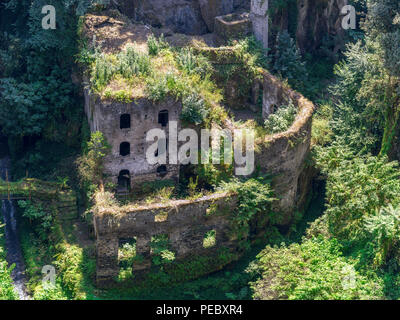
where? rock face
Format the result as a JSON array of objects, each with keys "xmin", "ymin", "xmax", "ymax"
[
  {"xmin": 296, "ymin": 0, "xmax": 348, "ymax": 54},
  {"xmin": 199, "ymin": 0, "xmax": 234, "ymax": 32},
  {"xmin": 134, "ymin": 0, "xmax": 208, "ymax": 34},
  {"xmin": 111, "ymin": 0, "xmax": 249, "ymax": 34}
]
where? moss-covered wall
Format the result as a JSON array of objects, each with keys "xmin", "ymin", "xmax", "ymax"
[{"xmin": 94, "ymin": 192, "xmax": 238, "ymax": 287}]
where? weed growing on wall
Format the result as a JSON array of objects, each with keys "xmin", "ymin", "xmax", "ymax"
[
  {"xmin": 85, "ymin": 38, "xmax": 224, "ymax": 125},
  {"xmin": 147, "ymin": 34, "xmax": 169, "ymax": 56},
  {"xmin": 264, "ymin": 100, "xmax": 298, "ymax": 134},
  {"xmin": 220, "ymin": 176, "xmax": 276, "ymax": 247}
]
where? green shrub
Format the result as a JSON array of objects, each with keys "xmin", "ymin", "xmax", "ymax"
[
  {"xmin": 176, "ymin": 48, "xmax": 213, "ymax": 77},
  {"xmin": 364, "ymin": 204, "xmax": 400, "ymax": 267},
  {"xmin": 18, "ymin": 200, "xmax": 53, "ymax": 241},
  {"xmin": 147, "ymin": 34, "xmax": 169, "ymax": 56},
  {"xmin": 146, "ymin": 76, "xmax": 169, "ymax": 101},
  {"xmin": 311, "ymin": 103, "xmax": 334, "ymax": 146},
  {"xmin": 264, "ymin": 101, "xmax": 297, "ymax": 134},
  {"xmin": 91, "ymin": 53, "xmax": 116, "ymax": 91},
  {"xmin": 251, "ymin": 237, "xmax": 384, "ymax": 300},
  {"xmin": 316, "ymin": 152, "xmax": 400, "ymax": 242},
  {"xmin": 76, "ymin": 131, "xmax": 111, "ymax": 188},
  {"xmin": 32, "ymin": 283, "xmax": 67, "ymax": 300},
  {"xmin": 181, "ymin": 93, "xmax": 209, "ymax": 125},
  {"xmin": 271, "ymin": 31, "xmax": 307, "ymax": 90},
  {"xmin": 203, "ymin": 230, "xmax": 216, "ymax": 248},
  {"xmin": 150, "ymin": 234, "xmax": 175, "ymax": 266},
  {"xmin": 0, "ymin": 221, "xmax": 17, "ymax": 300},
  {"xmin": 117, "ymin": 45, "xmax": 151, "ymax": 79},
  {"xmin": 53, "ymin": 243, "xmax": 94, "ymax": 300},
  {"xmin": 221, "ymin": 176, "xmax": 275, "ymax": 243}
]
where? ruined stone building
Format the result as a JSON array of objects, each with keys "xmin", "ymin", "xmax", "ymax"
[
  {"xmin": 85, "ymin": 94, "xmax": 182, "ymax": 192},
  {"xmin": 80, "ymin": 1, "xmax": 316, "ymax": 286},
  {"xmin": 84, "ymin": 0, "xmax": 269, "ymax": 192}
]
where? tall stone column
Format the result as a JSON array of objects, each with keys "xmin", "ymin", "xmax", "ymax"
[
  {"xmin": 250, "ymin": 0, "xmax": 269, "ymax": 49},
  {"xmin": 133, "ymin": 235, "xmax": 152, "ymax": 272},
  {"xmin": 96, "ymin": 237, "xmax": 119, "ymax": 287}
]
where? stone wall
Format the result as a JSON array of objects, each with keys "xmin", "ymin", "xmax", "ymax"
[
  {"xmin": 257, "ymin": 71, "xmax": 314, "ymax": 223},
  {"xmin": 84, "ymin": 88, "xmax": 182, "ymax": 190},
  {"xmin": 94, "ymin": 192, "xmax": 238, "ymax": 286},
  {"xmin": 214, "ymin": 12, "xmax": 252, "ymax": 45},
  {"xmin": 194, "ymin": 47, "xmax": 315, "ymax": 223}
]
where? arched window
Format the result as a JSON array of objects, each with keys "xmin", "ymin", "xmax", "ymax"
[
  {"xmin": 120, "ymin": 114, "xmax": 131, "ymax": 129},
  {"xmin": 120, "ymin": 142, "xmax": 130, "ymax": 156},
  {"xmin": 158, "ymin": 110, "xmax": 169, "ymax": 127},
  {"xmin": 117, "ymin": 170, "xmax": 130, "ymax": 192},
  {"xmin": 157, "ymin": 165, "xmax": 167, "ymax": 177}
]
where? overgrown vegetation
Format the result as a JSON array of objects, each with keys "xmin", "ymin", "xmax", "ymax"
[
  {"xmin": 252, "ymin": 237, "xmax": 383, "ymax": 300},
  {"xmin": 0, "ymin": 0, "xmax": 94, "ymax": 180},
  {"xmin": 1, "ymin": 0, "xmax": 400, "ymax": 301},
  {"xmin": 220, "ymin": 176, "xmax": 276, "ymax": 247},
  {"xmin": 264, "ymin": 100, "xmax": 297, "ymax": 134},
  {"xmin": 270, "ymin": 31, "xmax": 307, "ymax": 91},
  {"xmin": 76, "ymin": 131, "xmax": 110, "ymax": 189},
  {"xmin": 18, "ymin": 202, "xmax": 96, "ymax": 300},
  {"xmin": 249, "ymin": 0, "xmax": 400, "ymax": 301},
  {"xmin": 81, "ymin": 35, "xmax": 224, "ymax": 126}
]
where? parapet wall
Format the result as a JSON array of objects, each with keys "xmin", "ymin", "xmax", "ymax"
[
  {"xmin": 257, "ymin": 71, "xmax": 314, "ymax": 223},
  {"xmin": 94, "ymin": 192, "xmax": 238, "ymax": 287},
  {"xmin": 197, "ymin": 46, "xmax": 315, "ymax": 223}
]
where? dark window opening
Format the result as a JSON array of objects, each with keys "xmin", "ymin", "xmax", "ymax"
[
  {"xmin": 118, "ymin": 170, "xmax": 131, "ymax": 192},
  {"xmin": 158, "ymin": 110, "xmax": 169, "ymax": 127},
  {"xmin": 120, "ymin": 114, "xmax": 131, "ymax": 129},
  {"xmin": 120, "ymin": 142, "xmax": 130, "ymax": 156},
  {"xmin": 157, "ymin": 165, "xmax": 168, "ymax": 178}
]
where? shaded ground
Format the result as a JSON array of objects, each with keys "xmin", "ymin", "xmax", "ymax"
[
  {"xmin": 83, "ymin": 11, "xmax": 216, "ymax": 54},
  {"xmin": 228, "ymin": 106, "xmax": 260, "ymax": 123},
  {"xmin": 84, "ymin": 12, "xmax": 152, "ymax": 53}
]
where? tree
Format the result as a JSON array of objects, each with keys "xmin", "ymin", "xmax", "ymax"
[
  {"xmin": 0, "ymin": 0, "xmax": 104, "ymax": 178},
  {"xmin": 362, "ymin": 0, "xmax": 400, "ymax": 156},
  {"xmin": 271, "ymin": 31, "xmax": 307, "ymax": 90},
  {"xmin": 76, "ymin": 131, "xmax": 110, "ymax": 189}
]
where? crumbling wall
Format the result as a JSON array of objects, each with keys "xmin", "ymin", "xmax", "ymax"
[
  {"xmin": 257, "ymin": 71, "xmax": 314, "ymax": 223},
  {"xmin": 194, "ymin": 47, "xmax": 315, "ymax": 223},
  {"xmin": 94, "ymin": 192, "xmax": 238, "ymax": 287},
  {"xmin": 214, "ymin": 12, "xmax": 252, "ymax": 45}
]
